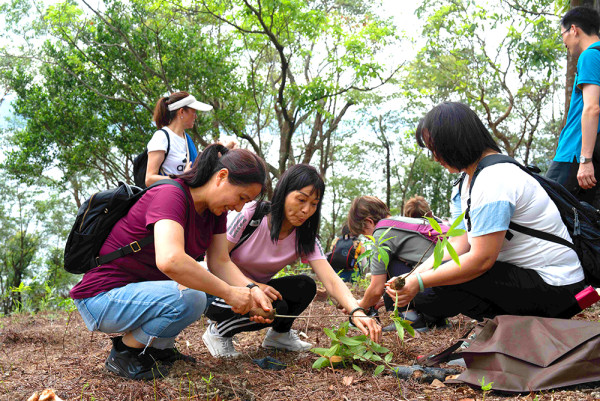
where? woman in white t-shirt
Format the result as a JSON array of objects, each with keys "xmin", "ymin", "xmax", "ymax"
[
  {"xmin": 202, "ymin": 164, "xmax": 381, "ymax": 358},
  {"xmin": 386, "ymin": 102, "xmax": 586, "ymax": 322},
  {"xmin": 145, "ymin": 91, "xmax": 213, "ymax": 187}
]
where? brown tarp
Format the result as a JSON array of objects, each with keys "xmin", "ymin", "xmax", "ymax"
[{"xmin": 456, "ymin": 315, "xmax": 600, "ymax": 392}]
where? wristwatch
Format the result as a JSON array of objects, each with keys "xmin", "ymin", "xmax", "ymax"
[
  {"xmin": 246, "ymin": 283, "xmax": 259, "ymax": 290},
  {"xmin": 580, "ymin": 155, "xmax": 593, "ymax": 164}
]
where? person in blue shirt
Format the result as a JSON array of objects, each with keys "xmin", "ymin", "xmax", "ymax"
[{"xmin": 547, "ymin": 6, "xmax": 600, "ymax": 208}]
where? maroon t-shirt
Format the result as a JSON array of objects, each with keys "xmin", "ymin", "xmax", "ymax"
[{"xmin": 70, "ymin": 179, "xmax": 226, "ymax": 299}]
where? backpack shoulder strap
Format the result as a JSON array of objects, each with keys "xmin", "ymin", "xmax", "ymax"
[
  {"xmin": 464, "ymin": 154, "xmax": 519, "ymax": 231},
  {"xmin": 157, "ymin": 128, "xmax": 171, "ymax": 175},
  {"xmin": 230, "ymin": 201, "xmax": 271, "ymax": 255},
  {"xmin": 466, "ymin": 154, "xmax": 576, "ymax": 250},
  {"xmin": 93, "ymin": 180, "xmax": 188, "ymax": 268}
]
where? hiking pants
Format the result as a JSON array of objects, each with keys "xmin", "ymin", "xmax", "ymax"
[
  {"xmin": 205, "ymin": 275, "xmax": 316, "ymax": 337},
  {"xmin": 413, "ymin": 261, "xmax": 586, "ymax": 321}
]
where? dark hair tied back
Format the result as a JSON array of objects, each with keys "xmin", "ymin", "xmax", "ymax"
[{"xmin": 177, "ymin": 144, "xmax": 267, "ymax": 197}]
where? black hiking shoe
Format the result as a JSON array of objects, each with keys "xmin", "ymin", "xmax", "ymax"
[
  {"xmin": 400, "ymin": 310, "xmax": 450, "ymax": 333},
  {"xmin": 105, "ymin": 337, "xmax": 170, "ymax": 380},
  {"xmin": 146, "ymin": 346, "xmax": 197, "ymax": 365}
]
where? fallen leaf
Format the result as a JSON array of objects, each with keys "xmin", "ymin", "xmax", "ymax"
[
  {"xmin": 328, "ymin": 385, "xmax": 334, "ymax": 391},
  {"xmin": 329, "ymin": 355, "xmax": 343, "ymax": 363},
  {"xmin": 458, "ymin": 399, "xmax": 475, "ymax": 401},
  {"xmin": 445, "ymin": 374, "xmax": 460, "ymax": 381},
  {"xmin": 342, "ymin": 376, "xmax": 353, "ymax": 386},
  {"xmin": 430, "ymin": 379, "xmax": 445, "ymax": 388},
  {"xmin": 27, "ymin": 392, "xmax": 39, "ymax": 401}
]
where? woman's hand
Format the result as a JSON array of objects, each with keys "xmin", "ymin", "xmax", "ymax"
[
  {"xmin": 223, "ymin": 286, "xmax": 253, "ymax": 315},
  {"xmin": 258, "ymin": 283, "xmax": 282, "ymax": 301},
  {"xmin": 351, "ymin": 310, "xmax": 382, "ymax": 343},
  {"xmin": 385, "ymin": 275, "xmax": 419, "ymax": 308},
  {"xmin": 249, "ymin": 286, "xmax": 275, "ymax": 324}
]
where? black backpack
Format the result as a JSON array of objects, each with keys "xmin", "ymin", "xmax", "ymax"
[
  {"xmin": 63, "ymin": 180, "xmax": 187, "ymax": 274},
  {"xmin": 230, "ymin": 201, "xmax": 271, "ymax": 254},
  {"xmin": 132, "ymin": 128, "xmax": 170, "ymax": 189},
  {"xmin": 327, "ymin": 235, "xmax": 359, "ymax": 271},
  {"xmin": 461, "ymin": 154, "xmax": 600, "ymax": 286}
]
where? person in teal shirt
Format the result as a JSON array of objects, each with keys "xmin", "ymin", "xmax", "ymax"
[{"xmin": 547, "ymin": 6, "xmax": 600, "ymax": 208}]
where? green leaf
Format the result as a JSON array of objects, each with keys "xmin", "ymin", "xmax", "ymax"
[
  {"xmin": 324, "ymin": 328, "xmax": 338, "ymax": 341},
  {"xmin": 370, "ymin": 343, "xmax": 390, "ymax": 353},
  {"xmin": 432, "ymin": 241, "xmax": 444, "ymax": 269},
  {"xmin": 352, "ymin": 364, "xmax": 364, "ymax": 374},
  {"xmin": 426, "ymin": 216, "xmax": 443, "ymax": 234},
  {"xmin": 449, "ymin": 212, "xmax": 466, "ymax": 231},
  {"xmin": 312, "ymin": 356, "xmax": 329, "ymax": 369},
  {"xmin": 373, "ymin": 365, "xmax": 385, "ymax": 376},
  {"xmin": 399, "ymin": 319, "xmax": 416, "ymax": 337},
  {"xmin": 338, "ymin": 336, "xmax": 364, "ymax": 347},
  {"xmin": 446, "ymin": 228, "xmax": 466, "ymax": 237},
  {"xmin": 325, "ymin": 344, "xmax": 340, "ymax": 358},
  {"xmin": 384, "ymin": 353, "xmax": 393, "ymax": 363},
  {"xmin": 446, "ymin": 241, "xmax": 461, "ymax": 266},
  {"xmin": 310, "ymin": 347, "xmax": 330, "ymax": 356}
]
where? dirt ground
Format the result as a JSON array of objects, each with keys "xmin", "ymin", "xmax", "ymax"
[{"xmin": 2, "ymin": 287, "xmax": 600, "ymax": 401}]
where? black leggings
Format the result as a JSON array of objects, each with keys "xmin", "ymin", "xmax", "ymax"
[
  {"xmin": 205, "ymin": 275, "xmax": 316, "ymax": 337},
  {"xmin": 413, "ymin": 261, "xmax": 586, "ymax": 321}
]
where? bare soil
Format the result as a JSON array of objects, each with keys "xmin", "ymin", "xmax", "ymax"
[{"xmin": 2, "ymin": 289, "xmax": 600, "ymax": 401}]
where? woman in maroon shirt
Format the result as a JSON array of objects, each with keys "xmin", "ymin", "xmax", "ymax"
[{"xmin": 70, "ymin": 144, "xmax": 273, "ymax": 380}]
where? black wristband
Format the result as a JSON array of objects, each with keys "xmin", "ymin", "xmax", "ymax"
[
  {"xmin": 349, "ymin": 307, "xmax": 367, "ymax": 325},
  {"xmin": 246, "ymin": 283, "xmax": 258, "ymax": 290}
]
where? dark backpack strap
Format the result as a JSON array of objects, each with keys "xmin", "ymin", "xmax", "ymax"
[
  {"xmin": 466, "ymin": 154, "xmax": 578, "ymax": 249},
  {"xmin": 157, "ymin": 128, "xmax": 170, "ymax": 176},
  {"xmin": 465, "ymin": 154, "xmax": 519, "ymax": 232},
  {"xmin": 230, "ymin": 201, "xmax": 271, "ymax": 255},
  {"xmin": 91, "ymin": 180, "xmax": 188, "ymax": 269}
]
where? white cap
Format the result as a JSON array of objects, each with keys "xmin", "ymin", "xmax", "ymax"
[{"xmin": 167, "ymin": 95, "xmax": 213, "ymax": 112}]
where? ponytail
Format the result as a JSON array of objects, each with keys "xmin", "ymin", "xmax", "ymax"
[
  {"xmin": 177, "ymin": 144, "xmax": 267, "ymax": 196},
  {"xmin": 153, "ymin": 91, "xmax": 190, "ymax": 128}
]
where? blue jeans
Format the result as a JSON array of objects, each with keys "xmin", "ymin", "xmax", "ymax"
[{"xmin": 74, "ymin": 281, "xmax": 209, "ymax": 349}]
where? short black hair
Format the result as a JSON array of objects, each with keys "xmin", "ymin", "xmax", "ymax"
[
  {"xmin": 270, "ymin": 164, "xmax": 325, "ymax": 257},
  {"xmin": 561, "ymin": 6, "xmax": 600, "ymax": 36},
  {"xmin": 415, "ymin": 102, "xmax": 500, "ymax": 171}
]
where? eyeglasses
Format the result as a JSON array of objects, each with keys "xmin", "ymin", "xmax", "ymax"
[{"xmin": 560, "ymin": 26, "xmax": 572, "ymax": 39}]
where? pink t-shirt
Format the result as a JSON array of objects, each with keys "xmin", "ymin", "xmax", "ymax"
[
  {"xmin": 70, "ymin": 179, "xmax": 227, "ymax": 299},
  {"xmin": 227, "ymin": 201, "xmax": 326, "ymax": 283}
]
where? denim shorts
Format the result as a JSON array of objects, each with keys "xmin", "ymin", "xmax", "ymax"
[{"xmin": 74, "ymin": 280, "xmax": 208, "ymax": 349}]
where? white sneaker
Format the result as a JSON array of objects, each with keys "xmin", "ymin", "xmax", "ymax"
[
  {"xmin": 261, "ymin": 328, "xmax": 312, "ymax": 352},
  {"xmin": 202, "ymin": 323, "xmax": 241, "ymax": 358}
]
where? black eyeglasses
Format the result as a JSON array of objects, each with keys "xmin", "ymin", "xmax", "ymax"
[{"xmin": 560, "ymin": 26, "xmax": 572, "ymax": 38}]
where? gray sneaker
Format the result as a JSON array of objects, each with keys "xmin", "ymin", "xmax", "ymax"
[
  {"xmin": 202, "ymin": 323, "xmax": 241, "ymax": 358},
  {"xmin": 261, "ymin": 328, "xmax": 312, "ymax": 352}
]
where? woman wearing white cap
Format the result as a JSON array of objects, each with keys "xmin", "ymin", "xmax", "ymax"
[{"xmin": 145, "ymin": 91, "xmax": 213, "ymax": 187}]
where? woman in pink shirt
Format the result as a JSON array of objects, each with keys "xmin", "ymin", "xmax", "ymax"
[{"xmin": 202, "ymin": 164, "xmax": 382, "ymax": 358}]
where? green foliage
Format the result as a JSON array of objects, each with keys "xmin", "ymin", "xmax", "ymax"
[
  {"xmin": 479, "ymin": 375, "xmax": 494, "ymax": 400},
  {"xmin": 428, "ymin": 212, "xmax": 465, "ymax": 270},
  {"xmin": 311, "ymin": 321, "xmax": 393, "ymax": 376},
  {"xmin": 404, "ymin": 0, "xmax": 564, "ymax": 161}
]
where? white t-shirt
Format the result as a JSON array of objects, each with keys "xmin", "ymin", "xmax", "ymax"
[
  {"xmin": 146, "ymin": 127, "xmax": 190, "ymax": 175},
  {"xmin": 227, "ymin": 201, "xmax": 326, "ymax": 283},
  {"xmin": 451, "ymin": 163, "xmax": 584, "ymax": 286}
]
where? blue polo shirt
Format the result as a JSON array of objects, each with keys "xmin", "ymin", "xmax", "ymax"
[{"xmin": 554, "ymin": 41, "xmax": 600, "ymax": 163}]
